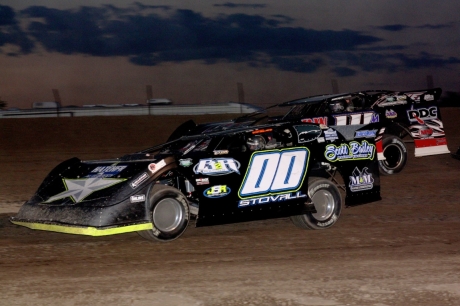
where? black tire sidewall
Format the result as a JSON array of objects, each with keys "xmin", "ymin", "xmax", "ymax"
[
  {"xmin": 378, "ymin": 135, "xmax": 407, "ymax": 175},
  {"xmin": 304, "ymin": 178, "xmax": 342, "ymax": 229},
  {"xmin": 145, "ymin": 185, "xmax": 190, "ymax": 241}
]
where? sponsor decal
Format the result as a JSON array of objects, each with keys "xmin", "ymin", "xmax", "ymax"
[
  {"xmin": 193, "ymin": 139, "xmax": 211, "ymax": 152},
  {"xmin": 239, "ymin": 147, "xmax": 309, "ymax": 199},
  {"xmin": 424, "ymin": 94, "xmax": 434, "ymax": 101},
  {"xmin": 409, "ymin": 120, "xmax": 445, "ymax": 139},
  {"xmin": 179, "ymin": 140, "xmax": 199, "ymax": 155},
  {"xmin": 355, "ymin": 129, "xmax": 377, "ymax": 139},
  {"xmin": 406, "ymin": 92, "xmax": 424, "ymax": 102},
  {"xmin": 324, "ymin": 128, "xmax": 338, "ymax": 141},
  {"xmin": 388, "ymin": 95, "xmax": 406, "ymax": 102},
  {"xmin": 293, "ymin": 125, "xmax": 321, "ymax": 143},
  {"xmin": 419, "ymin": 127, "xmax": 434, "ymax": 138},
  {"xmin": 333, "ymin": 111, "xmax": 379, "ymax": 126},
  {"xmin": 130, "ymin": 172, "xmax": 149, "ymax": 189},
  {"xmin": 130, "ymin": 194, "xmax": 146, "ymax": 203},
  {"xmin": 148, "ymin": 159, "xmax": 166, "ymax": 174},
  {"xmin": 193, "ymin": 158, "xmax": 241, "ymax": 176},
  {"xmin": 317, "ymin": 137, "xmax": 325, "ymax": 143},
  {"xmin": 325, "ymin": 140, "xmax": 375, "ymax": 162},
  {"xmin": 196, "ymin": 178, "xmax": 209, "ymax": 185},
  {"xmin": 86, "ymin": 165, "xmax": 127, "ymax": 178},
  {"xmin": 203, "ymin": 185, "xmax": 231, "ymax": 198},
  {"xmin": 385, "ymin": 109, "xmax": 397, "ymax": 119},
  {"xmin": 407, "ymin": 106, "xmax": 437, "ymax": 123},
  {"xmin": 301, "ymin": 116, "xmax": 328, "ymax": 125},
  {"xmin": 239, "ymin": 191, "xmax": 307, "ymax": 207},
  {"xmin": 377, "ymin": 95, "xmax": 408, "ymax": 106},
  {"xmin": 213, "ymin": 150, "xmax": 229, "ymax": 155},
  {"xmin": 179, "ymin": 158, "xmax": 193, "ymax": 167},
  {"xmin": 309, "ymin": 183, "xmax": 330, "ymax": 195},
  {"xmin": 45, "ymin": 177, "xmax": 126, "ymax": 203},
  {"xmin": 252, "ymin": 128, "xmax": 273, "ymax": 134},
  {"xmin": 349, "ymin": 167, "xmax": 374, "ymax": 192}
]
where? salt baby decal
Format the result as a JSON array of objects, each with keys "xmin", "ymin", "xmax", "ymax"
[
  {"xmin": 349, "ymin": 167, "xmax": 374, "ymax": 192},
  {"xmin": 193, "ymin": 158, "xmax": 241, "ymax": 176},
  {"xmin": 86, "ymin": 165, "xmax": 127, "ymax": 178},
  {"xmin": 293, "ymin": 125, "xmax": 321, "ymax": 143},
  {"xmin": 203, "ymin": 185, "xmax": 231, "ymax": 198},
  {"xmin": 45, "ymin": 177, "xmax": 126, "ymax": 203},
  {"xmin": 238, "ymin": 147, "xmax": 309, "ymax": 206},
  {"xmin": 324, "ymin": 140, "xmax": 375, "ymax": 162}
]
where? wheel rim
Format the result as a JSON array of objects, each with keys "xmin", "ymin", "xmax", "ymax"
[
  {"xmin": 152, "ymin": 198, "xmax": 184, "ymax": 233},
  {"xmin": 383, "ymin": 143, "xmax": 402, "ymax": 169},
  {"xmin": 311, "ymin": 189, "xmax": 335, "ymax": 221}
]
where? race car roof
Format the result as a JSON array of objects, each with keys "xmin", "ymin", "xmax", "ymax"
[
  {"xmin": 280, "ymin": 87, "xmax": 442, "ymax": 106},
  {"xmin": 280, "ymin": 93, "xmax": 357, "ymax": 106}
]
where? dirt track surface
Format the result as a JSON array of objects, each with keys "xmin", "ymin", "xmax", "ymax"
[{"xmin": 1, "ymin": 111, "xmax": 460, "ymax": 306}]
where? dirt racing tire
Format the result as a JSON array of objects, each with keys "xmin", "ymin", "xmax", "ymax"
[
  {"xmin": 378, "ymin": 135, "xmax": 407, "ymax": 175},
  {"xmin": 290, "ymin": 177, "xmax": 342, "ymax": 230},
  {"xmin": 137, "ymin": 184, "xmax": 190, "ymax": 242}
]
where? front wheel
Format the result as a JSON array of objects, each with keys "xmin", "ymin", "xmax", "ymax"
[
  {"xmin": 378, "ymin": 135, "xmax": 407, "ymax": 175},
  {"xmin": 137, "ymin": 184, "xmax": 190, "ymax": 242},
  {"xmin": 290, "ymin": 177, "xmax": 342, "ymax": 230}
]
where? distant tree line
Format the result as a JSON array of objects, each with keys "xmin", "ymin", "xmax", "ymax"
[{"xmin": 0, "ymin": 97, "xmax": 7, "ymax": 109}]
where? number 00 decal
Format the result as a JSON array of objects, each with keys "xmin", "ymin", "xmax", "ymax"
[{"xmin": 239, "ymin": 148, "xmax": 310, "ymax": 198}]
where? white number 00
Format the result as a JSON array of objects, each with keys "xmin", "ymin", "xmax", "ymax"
[{"xmin": 238, "ymin": 148, "xmax": 310, "ymax": 198}]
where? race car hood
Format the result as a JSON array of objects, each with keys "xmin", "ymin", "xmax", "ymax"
[
  {"xmin": 11, "ymin": 156, "xmax": 176, "ymax": 230},
  {"xmin": 25, "ymin": 157, "xmax": 172, "ymax": 207}
]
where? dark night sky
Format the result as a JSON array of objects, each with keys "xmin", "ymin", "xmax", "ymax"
[{"xmin": 1, "ymin": 1, "xmax": 459, "ymax": 108}]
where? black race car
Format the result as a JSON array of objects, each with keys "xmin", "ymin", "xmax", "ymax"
[
  {"xmin": 11, "ymin": 112, "xmax": 382, "ymax": 242},
  {"xmin": 280, "ymin": 88, "xmax": 450, "ymax": 175}
]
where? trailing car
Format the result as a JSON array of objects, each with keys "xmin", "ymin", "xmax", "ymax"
[
  {"xmin": 280, "ymin": 88, "xmax": 450, "ymax": 175},
  {"xmin": 11, "ymin": 112, "xmax": 382, "ymax": 242}
]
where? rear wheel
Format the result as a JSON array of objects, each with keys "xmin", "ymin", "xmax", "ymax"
[
  {"xmin": 290, "ymin": 177, "xmax": 342, "ymax": 230},
  {"xmin": 137, "ymin": 185, "xmax": 190, "ymax": 242},
  {"xmin": 378, "ymin": 135, "xmax": 407, "ymax": 175}
]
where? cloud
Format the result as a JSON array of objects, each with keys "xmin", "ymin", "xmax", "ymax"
[
  {"xmin": 213, "ymin": 2, "xmax": 266, "ymax": 9},
  {"xmin": 376, "ymin": 24, "xmax": 409, "ymax": 32},
  {"xmin": 377, "ymin": 22, "xmax": 454, "ymax": 32},
  {"xmin": 332, "ymin": 67, "xmax": 357, "ymax": 77},
  {"xmin": 2, "ymin": 4, "xmax": 459, "ymax": 76},
  {"xmin": 0, "ymin": 5, "xmax": 34, "ymax": 55},
  {"xmin": 391, "ymin": 52, "xmax": 460, "ymax": 69},
  {"xmin": 326, "ymin": 50, "xmax": 460, "ymax": 75},
  {"xmin": 16, "ymin": 5, "xmax": 381, "ymax": 68},
  {"xmin": 416, "ymin": 23, "xmax": 454, "ymax": 30}
]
